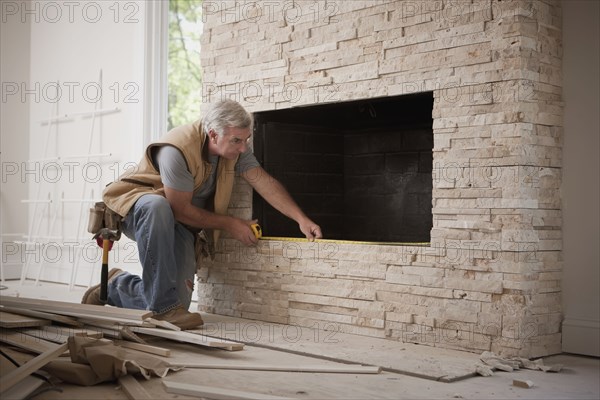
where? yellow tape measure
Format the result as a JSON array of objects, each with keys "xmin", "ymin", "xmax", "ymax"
[
  {"xmin": 256, "ymin": 234, "xmax": 429, "ymax": 247},
  {"xmin": 250, "ymin": 223, "xmax": 262, "ymax": 239}
]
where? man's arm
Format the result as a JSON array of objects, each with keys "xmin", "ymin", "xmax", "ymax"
[
  {"xmin": 241, "ymin": 166, "xmax": 322, "ymax": 241},
  {"xmin": 154, "ymin": 146, "xmax": 257, "ymax": 245},
  {"xmin": 163, "ymin": 186, "xmax": 258, "ymax": 246}
]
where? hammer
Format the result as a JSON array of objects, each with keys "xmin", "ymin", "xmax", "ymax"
[{"xmin": 93, "ymin": 228, "xmax": 121, "ymax": 304}]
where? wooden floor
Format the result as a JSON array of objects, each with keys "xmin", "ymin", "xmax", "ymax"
[{"xmin": 1, "ymin": 280, "xmax": 599, "ymax": 400}]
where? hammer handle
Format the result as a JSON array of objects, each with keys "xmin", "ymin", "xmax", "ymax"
[{"xmin": 99, "ymin": 239, "xmax": 110, "ymax": 304}]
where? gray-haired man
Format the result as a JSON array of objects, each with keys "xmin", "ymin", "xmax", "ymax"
[{"xmin": 82, "ymin": 100, "xmax": 322, "ymax": 329}]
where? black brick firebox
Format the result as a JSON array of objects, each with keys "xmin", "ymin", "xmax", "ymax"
[{"xmin": 252, "ymin": 92, "xmax": 433, "ymax": 243}]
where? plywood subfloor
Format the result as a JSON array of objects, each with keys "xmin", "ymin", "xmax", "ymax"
[
  {"xmin": 6, "ymin": 339, "xmax": 597, "ymax": 400},
  {"xmin": 194, "ymin": 313, "xmax": 482, "ymax": 382}
]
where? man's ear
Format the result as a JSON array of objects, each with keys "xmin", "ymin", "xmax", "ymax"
[{"xmin": 209, "ymin": 129, "xmax": 218, "ymax": 142}]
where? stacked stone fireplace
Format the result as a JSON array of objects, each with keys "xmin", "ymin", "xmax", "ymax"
[{"xmin": 197, "ymin": 0, "xmax": 564, "ymax": 357}]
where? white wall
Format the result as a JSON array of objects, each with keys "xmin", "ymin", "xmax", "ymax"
[
  {"xmin": 1, "ymin": 0, "xmax": 148, "ymax": 285},
  {"xmin": 0, "ymin": 3, "xmax": 31, "ymax": 279},
  {"xmin": 562, "ymin": 0, "xmax": 600, "ymax": 356}
]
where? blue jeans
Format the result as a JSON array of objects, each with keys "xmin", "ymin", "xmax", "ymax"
[{"xmin": 106, "ymin": 194, "xmax": 196, "ymax": 314}]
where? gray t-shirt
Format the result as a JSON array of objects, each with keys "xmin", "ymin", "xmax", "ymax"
[{"xmin": 154, "ymin": 145, "xmax": 260, "ymax": 209}]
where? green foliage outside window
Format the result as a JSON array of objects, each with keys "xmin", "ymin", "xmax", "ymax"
[{"xmin": 168, "ymin": 0, "xmax": 203, "ymax": 130}]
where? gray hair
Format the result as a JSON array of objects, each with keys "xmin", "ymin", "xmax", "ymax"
[{"xmin": 202, "ymin": 99, "xmax": 253, "ymax": 136}]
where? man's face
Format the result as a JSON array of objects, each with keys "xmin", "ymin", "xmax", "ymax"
[{"xmin": 208, "ymin": 126, "xmax": 252, "ymax": 159}]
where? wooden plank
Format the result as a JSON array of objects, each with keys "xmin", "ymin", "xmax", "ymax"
[
  {"xmin": 0, "ymin": 311, "xmax": 51, "ymax": 328},
  {"xmin": 121, "ymin": 327, "xmax": 148, "ymax": 344},
  {"xmin": 1, "ymin": 373, "xmax": 47, "ymax": 400},
  {"xmin": 131, "ymin": 327, "xmax": 244, "ymax": 351},
  {"xmin": 0, "ymin": 351, "xmax": 51, "ymax": 400},
  {"xmin": 41, "ymin": 325, "xmax": 102, "ymax": 339},
  {"xmin": 0, "ymin": 295, "xmax": 153, "ymax": 321},
  {"xmin": 82, "ymin": 325, "xmax": 122, "ymax": 339},
  {"xmin": 18, "ymin": 326, "xmax": 103, "ymax": 344},
  {"xmin": 78, "ymin": 316, "xmax": 156, "ymax": 327},
  {"xmin": 0, "ymin": 342, "xmax": 68, "ymax": 394},
  {"xmin": 0, "ymin": 329, "xmax": 68, "ymax": 355},
  {"xmin": 18, "ymin": 328, "xmax": 71, "ymax": 344},
  {"xmin": 169, "ymin": 362, "xmax": 381, "ymax": 374},
  {"xmin": 54, "ymin": 312, "xmax": 151, "ymax": 327},
  {"xmin": 118, "ymin": 374, "xmax": 153, "ymax": 400},
  {"xmin": 162, "ymin": 380, "xmax": 294, "ymax": 400},
  {"xmin": 80, "ymin": 321, "xmax": 151, "ymax": 343},
  {"xmin": 513, "ymin": 379, "xmax": 535, "ymax": 388},
  {"xmin": 0, "ymin": 306, "xmax": 82, "ymax": 327},
  {"xmin": 0, "ymin": 350, "xmax": 46, "ymax": 400},
  {"xmin": 144, "ymin": 318, "xmax": 181, "ymax": 331},
  {"xmin": 117, "ymin": 341, "xmax": 171, "ymax": 357}
]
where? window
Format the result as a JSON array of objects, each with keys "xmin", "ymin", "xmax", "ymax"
[{"xmin": 168, "ymin": 0, "xmax": 203, "ymax": 130}]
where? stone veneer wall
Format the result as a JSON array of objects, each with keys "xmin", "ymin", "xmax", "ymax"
[{"xmin": 197, "ymin": 0, "xmax": 563, "ymax": 357}]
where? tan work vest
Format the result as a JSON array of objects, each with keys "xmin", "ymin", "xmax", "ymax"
[{"xmin": 102, "ymin": 120, "xmax": 238, "ymax": 242}]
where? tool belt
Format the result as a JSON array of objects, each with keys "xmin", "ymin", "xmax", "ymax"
[
  {"xmin": 89, "ymin": 201, "xmax": 212, "ymax": 265},
  {"xmin": 87, "ymin": 201, "xmax": 122, "ymax": 235}
]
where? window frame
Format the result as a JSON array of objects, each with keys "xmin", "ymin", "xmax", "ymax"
[{"xmin": 143, "ymin": 0, "xmax": 169, "ymax": 143}]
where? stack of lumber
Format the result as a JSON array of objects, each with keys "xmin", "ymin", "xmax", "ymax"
[
  {"xmin": 1, "ymin": 295, "xmax": 382, "ymax": 400},
  {"xmin": 0, "ymin": 295, "xmax": 244, "ymax": 349},
  {"xmin": 0, "ymin": 295, "xmax": 244, "ymax": 398}
]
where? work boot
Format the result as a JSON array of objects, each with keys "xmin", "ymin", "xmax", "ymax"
[
  {"xmin": 153, "ymin": 306, "xmax": 204, "ymax": 330},
  {"xmin": 81, "ymin": 268, "xmax": 123, "ymax": 305}
]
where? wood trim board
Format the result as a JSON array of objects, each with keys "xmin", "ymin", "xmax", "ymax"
[
  {"xmin": 18, "ymin": 326, "xmax": 103, "ymax": 344},
  {"xmin": 144, "ymin": 318, "xmax": 181, "ymax": 331},
  {"xmin": 0, "ymin": 311, "xmax": 51, "ymax": 328},
  {"xmin": 0, "ymin": 329, "xmax": 68, "ymax": 355},
  {"xmin": 0, "ymin": 306, "xmax": 82, "ymax": 327},
  {"xmin": 162, "ymin": 380, "xmax": 294, "ymax": 400},
  {"xmin": 170, "ymin": 362, "xmax": 381, "ymax": 374},
  {"xmin": 0, "ymin": 342, "xmax": 69, "ymax": 394},
  {"xmin": 0, "ymin": 296, "xmax": 153, "ymax": 321},
  {"xmin": 0, "ymin": 374, "xmax": 48, "ymax": 400},
  {"xmin": 118, "ymin": 374, "xmax": 154, "ymax": 400},
  {"xmin": 117, "ymin": 341, "xmax": 171, "ymax": 357},
  {"xmin": 131, "ymin": 327, "xmax": 244, "ymax": 351}
]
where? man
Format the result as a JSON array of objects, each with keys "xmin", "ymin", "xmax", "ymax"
[{"xmin": 82, "ymin": 99, "xmax": 322, "ymax": 329}]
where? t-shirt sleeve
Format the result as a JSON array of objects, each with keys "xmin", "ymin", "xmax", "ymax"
[
  {"xmin": 236, "ymin": 147, "xmax": 261, "ymax": 174},
  {"xmin": 154, "ymin": 146, "xmax": 194, "ymax": 192}
]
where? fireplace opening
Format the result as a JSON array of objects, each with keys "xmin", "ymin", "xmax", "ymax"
[{"xmin": 251, "ymin": 92, "xmax": 433, "ymax": 243}]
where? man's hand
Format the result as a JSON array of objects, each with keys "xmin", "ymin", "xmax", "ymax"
[
  {"xmin": 227, "ymin": 218, "xmax": 259, "ymax": 246},
  {"xmin": 243, "ymin": 167, "xmax": 323, "ymax": 242},
  {"xmin": 299, "ymin": 219, "xmax": 322, "ymax": 242},
  {"xmin": 164, "ymin": 186, "xmax": 257, "ymax": 246}
]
